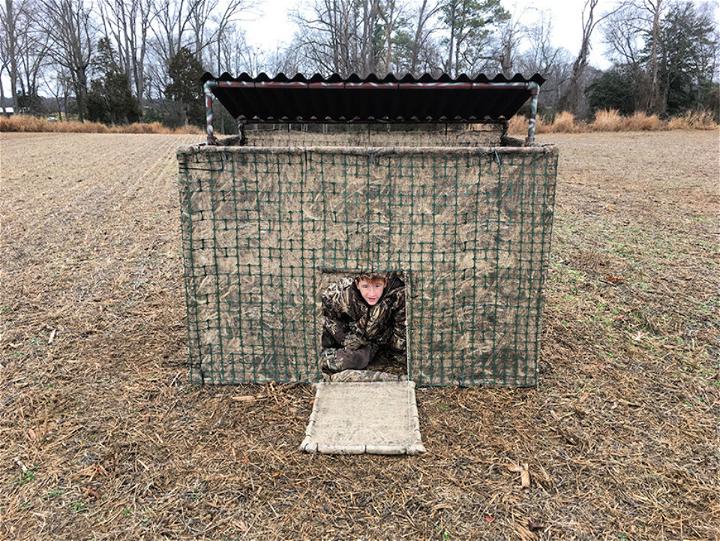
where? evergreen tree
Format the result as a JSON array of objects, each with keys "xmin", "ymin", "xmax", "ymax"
[
  {"xmin": 16, "ymin": 91, "xmax": 46, "ymax": 115},
  {"xmin": 86, "ymin": 38, "xmax": 141, "ymax": 124},
  {"xmin": 586, "ymin": 66, "xmax": 639, "ymax": 115},
  {"xmin": 87, "ymin": 80, "xmax": 111, "ymax": 123},
  {"xmin": 645, "ymin": 2, "xmax": 717, "ymax": 115},
  {"xmin": 165, "ymin": 47, "xmax": 205, "ymax": 127},
  {"xmin": 439, "ymin": 0, "xmax": 509, "ymax": 76}
]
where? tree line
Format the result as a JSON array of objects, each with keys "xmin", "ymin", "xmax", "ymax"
[{"xmin": 1, "ymin": 0, "xmax": 717, "ymax": 128}]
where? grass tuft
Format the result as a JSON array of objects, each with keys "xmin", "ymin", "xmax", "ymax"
[
  {"xmin": 667, "ymin": 110, "xmax": 718, "ymax": 130},
  {"xmin": 624, "ymin": 111, "xmax": 664, "ymax": 131},
  {"xmin": 590, "ymin": 109, "xmax": 624, "ymax": 131},
  {"xmin": 548, "ymin": 111, "xmax": 578, "ymax": 133}
]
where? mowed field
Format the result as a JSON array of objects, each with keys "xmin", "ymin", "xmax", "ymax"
[{"xmin": 1, "ymin": 131, "xmax": 718, "ymax": 540}]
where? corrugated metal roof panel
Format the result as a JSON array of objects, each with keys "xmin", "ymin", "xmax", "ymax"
[{"xmin": 202, "ymin": 72, "xmax": 544, "ymax": 123}]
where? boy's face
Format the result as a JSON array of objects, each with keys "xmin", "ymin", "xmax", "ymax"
[{"xmin": 357, "ymin": 278, "xmax": 385, "ymax": 306}]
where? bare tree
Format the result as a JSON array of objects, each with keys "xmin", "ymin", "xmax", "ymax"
[
  {"xmin": 0, "ymin": 50, "xmax": 8, "ymax": 112},
  {"xmin": 604, "ymin": 3, "xmax": 645, "ymax": 67},
  {"xmin": 518, "ymin": 10, "xmax": 561, "ymax": 75},
  {"xmin": 213, "ymin": 23, "xmax": 258, "ymax": 74},
  {"xmin": 42, "ymin": 66, "xmax": 71, "ymax": 118},
  {"xmin": 39, "ymin": 0, "xmax": 94, "ymax": 120},
  {"xmin": 264, "ymin": 40, "xmax": 305, "ymax": 74},
  {"xmin": 0, "ymin": 0, "xmax": 32, "ymax": 110},
  {"xmin": 17, "ymin": 25, "xmax": 49, "ymax": 106},
  {"xmin": 493, "ymin": 15, "xmax": 523, "ymax": 77},
  {"xmin": 602, "ymin": 0, "xmax": 668, "ymax": 113},
  {"xmin": 558, "ymin": 0, "xmax": 622, "ymax": 114},
  {"xmin": 145, "ymin": 0, "xmax": 199, "ymax": 103},
  {"xmin": 408, "ymin": 0, "xmax": 440, "ymax": 74},
  {"xmin": 150, "ymin": 0, "xmax": 196, "ymax": 67},
  {"xmin": 189, "ymin": 0, "xmax": 249, "ymax": 63},
  {"xmin": 602, "ymin": 2, "xmax": 647, "ymax": 110},
  {"xmin": 294, "ymin": 0, "xmax": 389, "ymax": 76},
  {"xmin": 643, "ymin": 0, "xmax": 664, "ymax": 112},
  {"xmin": 294, "ymin": 0, "xmax": 344, "ymax": 74},
  {"xmin": 377, "ymin": 0, "xmax": 405, "ymax": 73},
  {"xmin": 516, "ymin": 11, "xmax": 571, "ymax": 112},
  {"xmin": 97, "ymin": 0, "xmax": 155, "ymax": 100}
]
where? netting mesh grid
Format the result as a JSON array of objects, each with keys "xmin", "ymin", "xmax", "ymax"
[{"xmin": 178, "ymin": 138, "xmax": 558, "ymax": 387}]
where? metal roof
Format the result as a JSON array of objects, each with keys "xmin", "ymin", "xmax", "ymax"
[{"xmin": 202, "ymin": 72, "xmax": 545, "ymax": 124}]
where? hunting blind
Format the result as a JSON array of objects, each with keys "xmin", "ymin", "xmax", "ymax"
[{"xmin": 178, "ymin": 72, "xmax": 558, "ymax": 387}]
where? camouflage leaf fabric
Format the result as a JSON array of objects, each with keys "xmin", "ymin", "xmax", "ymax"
[{"xmin": 342, "ymin": 333, "xmax": 369, "ymax": 350}]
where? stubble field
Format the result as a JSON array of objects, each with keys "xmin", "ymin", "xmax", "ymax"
[{"xmin": 1, "ymin": 130, "xmax": 718, "ymax": 540}]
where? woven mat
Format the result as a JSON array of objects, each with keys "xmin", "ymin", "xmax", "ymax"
[{"xmin": 300, "ymin": 380, "xmax": 425, "ymax": 455}]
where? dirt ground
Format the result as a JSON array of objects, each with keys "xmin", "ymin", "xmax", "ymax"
[{"xmin": 1, "ymin": 130, "xmax": 718, "ymax": 541}]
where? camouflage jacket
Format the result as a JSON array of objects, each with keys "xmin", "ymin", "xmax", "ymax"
[{"xmin": 321, "ymin": 273, "xmax": 406, "ymax": 353}]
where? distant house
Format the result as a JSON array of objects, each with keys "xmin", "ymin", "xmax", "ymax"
[{"xmin": 1, "ymin": 106, "xmax": 14, "ymax": 117}]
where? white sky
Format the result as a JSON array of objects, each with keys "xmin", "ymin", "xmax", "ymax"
[{"xmin": 243, "ymin": 0, "xmax": 620, "ymax": 71}]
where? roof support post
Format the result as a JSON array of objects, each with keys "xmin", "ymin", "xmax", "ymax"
[
  {"xmin": 238, "ymin": 121, "xmax": 247, "ymax": 145},
  {"xmin": 500, "ymin": 118, "xmax": 509, "ymax": 143},
  {"xmin": 526, "ymin": 82, "xmax": 540, "ymax": 145},
  {"xmin": 204, "ymin": 81, "xmax": 218, "ymax": 145}
]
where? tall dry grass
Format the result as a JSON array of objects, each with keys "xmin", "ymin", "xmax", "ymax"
[
  {"xmin": 508, "ymin": 108, "xmax": 717, "ymax": 136},
  {"xmin": 624, "ymin": 111, "xmax": 664, "ymax": 131},
  {"xmin": 591, "ymin": 110, "xmax": 664, "ymax": 131},
  {"xmin": 0, "ymin": 115, "xmax": 203, "ymax": 135},
  {"xmin": 507, "ymin": 115, "xmax": 537, "ymax": 135},
  {"xmin": 508, "ymin": 111, "xmax": 579, "ymax": 134},
  {"xmin": 547, "ymin": 111, "xmax": 578, "ymax": 133},
  {"xmin": 589, "ymin": 109, "xmax": 624, "ymax": 131},
  {"xmin": 2, "ymin": 110, "xmax": 717, "ymax": 137},
  {"xmin": 667, "ymin": 110, "xmax": 718, "ymax": 130}
]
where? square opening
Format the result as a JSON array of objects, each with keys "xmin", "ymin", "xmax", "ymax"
[{"xmin": 317, "ymin": 270, "xmax": 409, "ymax": 378}]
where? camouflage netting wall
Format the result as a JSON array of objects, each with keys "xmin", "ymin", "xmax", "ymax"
[{"xmin": 178, "ymin": 133, "xmax": 558, "ymax": 386}]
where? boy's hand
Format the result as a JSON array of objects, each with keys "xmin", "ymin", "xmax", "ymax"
[
  {"xmin": 343, "ymin": 333, "xmax": 368, "ymax": 350},
  {"xmin": 336, "ymin": 346, "xmax": 373, "ymax": 370},
  {"xmin": 335, "ymin": 348, "xmax": 354, "ymax": 369}
]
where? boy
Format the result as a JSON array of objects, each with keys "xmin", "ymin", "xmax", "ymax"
[{"xmin": 320, "ymin": 272, "xmax": 406, "ymax": 373}]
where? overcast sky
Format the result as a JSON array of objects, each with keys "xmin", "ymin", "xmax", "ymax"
[{"xmin": 242, "ymin": 0, "xmax": 622, "ymax": 71}]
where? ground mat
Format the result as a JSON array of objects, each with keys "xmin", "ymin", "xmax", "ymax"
[{"xmin": 300, "ymin": 381, "xmax": 426, "ymax": 455}]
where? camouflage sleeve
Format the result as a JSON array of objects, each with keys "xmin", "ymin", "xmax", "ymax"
[
  {"xmin": 361, "ymin": 281, "xmax": 406, "ymax": 351},
  {"xmin": 389, "ymin": 288, "xmax": 406, "ymax": 353},
  {"xmin": 321, "ymin": 281, "xmax": 349, "ymax": 349}
]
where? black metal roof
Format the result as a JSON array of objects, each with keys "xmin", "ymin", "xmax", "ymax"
[{"xmin": 202, "ymin": 72, "xmax": 545, "ymax": 123}]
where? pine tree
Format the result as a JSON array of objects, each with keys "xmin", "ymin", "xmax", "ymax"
[
  {"xmin": 439, "ymin": 0, "xmax": 509, "ymax": 76},
  {"xmin": 165, "ymin": 47, "xmax": 205, "ymax": 127},
  {"xmin": 86, "ymin": 38, "xmax": 141, "ymax": 124},
  {"xmin": 654, "ymin": 2, "xmax": 717, "ymax": 114}
]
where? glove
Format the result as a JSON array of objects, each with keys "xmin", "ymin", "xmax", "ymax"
[
  {"xmin": 339, "ymin": 345, "xmax": 373, "ymax": 370},
  {"xmin": 343, "ymin": 333, "xmax": 369, "ymax": 350}
]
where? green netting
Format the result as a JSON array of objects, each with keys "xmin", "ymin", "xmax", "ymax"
[{"xmin": 178, "ymin": 130, "xmax": 558, "ymax": 387}]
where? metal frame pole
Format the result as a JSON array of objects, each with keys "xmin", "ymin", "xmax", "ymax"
[
  {"xmin": 500, "ymin": 118, "xmax": 509, "ymax": 143},
  {"xmin": 526, "ymin": 82, "xmax": 540, "ymax": 145},
  {"xmin": 204, "ymin": 81, "xmax": 218, "ymax": 145}
]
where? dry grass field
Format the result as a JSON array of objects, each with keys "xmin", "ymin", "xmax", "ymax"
[{"xmin": 1, "ymin": 130, "xmax": 718, "ymax": 540}]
